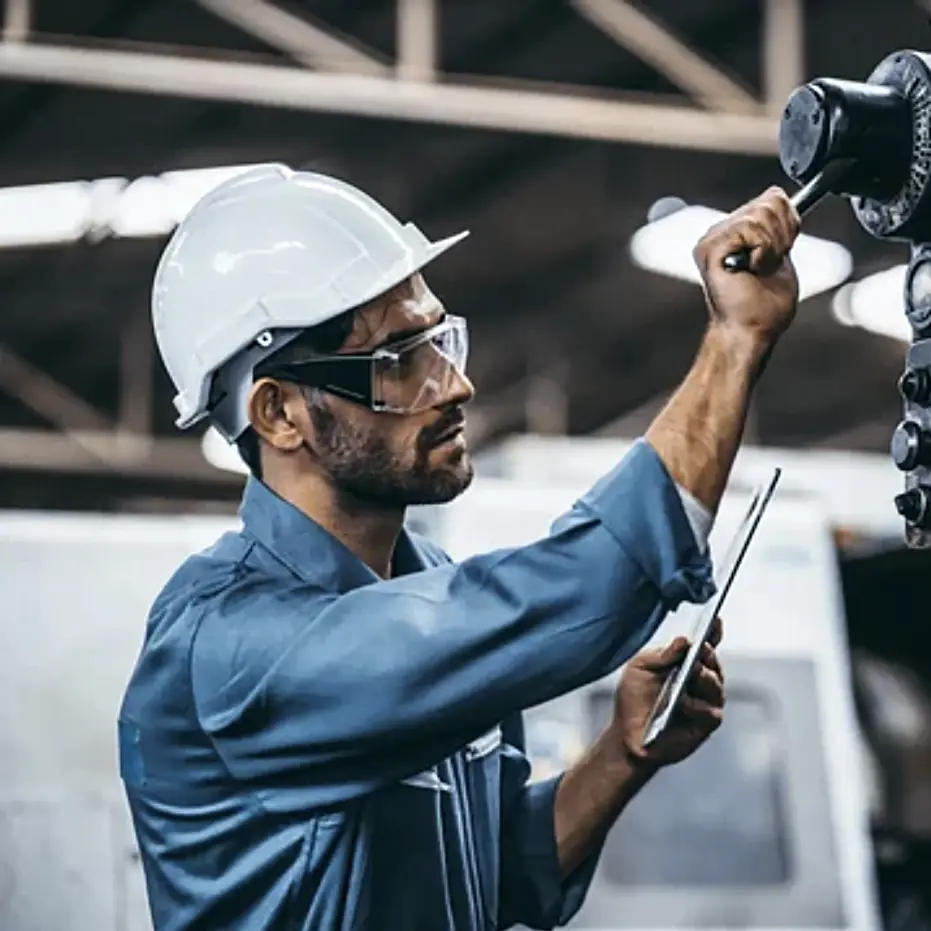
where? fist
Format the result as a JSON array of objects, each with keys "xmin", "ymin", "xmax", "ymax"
[
  {"xmin": 693, "ymin": 187, "xmax": 801, "ymax": 347},
  {"xmin": 612, "ymin": 617, "xmax": 726, "ymax": 767}
]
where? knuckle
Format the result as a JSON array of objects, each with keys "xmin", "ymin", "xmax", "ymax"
[
  {"xmin": 757, "ymin": 201, "xmax": 781, "ymax": 225},
  {"xmin": 738, "ymin": 216, "xmax": 769, "ymax": 242},
  {"xmin": 696, "ymin": 222, "xmax": 725, "ymax": 251}
]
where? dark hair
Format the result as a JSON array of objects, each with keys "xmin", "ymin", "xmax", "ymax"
[{"xmin": 235, "ymin": 310, "xmax": 356, "ymax": 479}]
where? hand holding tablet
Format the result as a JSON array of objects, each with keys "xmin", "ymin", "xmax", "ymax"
[{"xmin": 642, "ymin": 468, "xmax": 782, "ymax": 748}]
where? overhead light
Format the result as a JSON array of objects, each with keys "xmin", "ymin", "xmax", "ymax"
[
  {"xmin": 0, "ymin": 180, "xmax": 118, "ymax": 247},
  {"xmin": 0, "ymin": 164, "xmax": 258, "ymax": 248},
  {"xmin": 831, "ymin": 265, "xmax": 910, "ymax": 342},
  {"xmin": 110, "ymin": 165, "xmax": 260, "ymax": 239},
  {"xmin": 201, "ymin": 426, "xmax": 250, "ymax": 477},
  {"xmin": 630, "ymin": 204, "xmax": 854, "ymax": 300}
]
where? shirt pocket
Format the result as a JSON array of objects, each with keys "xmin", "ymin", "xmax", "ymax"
[{"xmin": 463, "ymin": 725, "xmax": 504, "ymax": 924}]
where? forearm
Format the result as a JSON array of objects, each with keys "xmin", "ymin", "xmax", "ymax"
[
  {"xmin": 645, "ymin": 323, "xmax": 771, "ymax": 515},
  {"xmin": 554, "ymin": 724, "xmax": 656, "ymax": 877}
]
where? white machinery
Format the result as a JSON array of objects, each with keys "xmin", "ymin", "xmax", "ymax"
[
  {"xmin": 0, "ymin": 512, "xmax": 236, "ymax": 931},
  {"xmin": 0, "ymin": 438, "xmax": 886, "ymax": 931}
]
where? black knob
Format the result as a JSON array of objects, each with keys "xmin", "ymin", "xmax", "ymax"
[
  {"xmin": 895, "ymin": 487, "xmax": 931, "ymax": 526},
  {"xmin": 900, "ymin": 368, "xmax": 931, "ymax": 404},
  {"xmin": 891, "ymin": 421, "xmax": 931, "ymax": 471},
  {"xmin": 778, "ymin": 78, "xmax": 912, "ymax": 199},
  {"xmin": 779, "ymin": 85, "xmax": 830, "ymax": 186}
]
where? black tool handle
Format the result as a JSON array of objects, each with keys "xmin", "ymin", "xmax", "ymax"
[{"xmin": 722, "ymin": 159, "xmax": 852, "ymax": 272}]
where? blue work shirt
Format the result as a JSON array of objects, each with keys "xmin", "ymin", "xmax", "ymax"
[{"xmin": 118, "ymin": 440, "xmax": 714, "ymax": 931}]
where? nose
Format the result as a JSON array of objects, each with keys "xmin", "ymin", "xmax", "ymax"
[{"xmin": 446, "ymin": 365, "xmax": 475, "ymax": 406}]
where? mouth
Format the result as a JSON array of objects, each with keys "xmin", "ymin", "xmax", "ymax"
[{"xmin": 431, "ymin": 420, "xmax": 466, "ymax": 447}]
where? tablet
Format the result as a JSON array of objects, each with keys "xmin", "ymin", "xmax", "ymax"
[{"xmin": 642, "ymin": 467, "xmax": 782, "ymax": 748}]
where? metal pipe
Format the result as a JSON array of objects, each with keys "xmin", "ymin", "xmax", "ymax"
[
  {"xmin": 763, "ymin": 0, "xmax": 805, "ymax": 113},
  {"xmin": 571, "ymin": 0, "xmax": 759, "ymax": 114},
  {"xmin": 3, "ymin": 0, "xmax": 30, "ymax": 44},
  {"xmin": 397, "ymin": 0, "xmax": 436, "ymax": 82},
  {"xmin": 196, "ymin": 0, "xmax": 389, "ymax": 75}
]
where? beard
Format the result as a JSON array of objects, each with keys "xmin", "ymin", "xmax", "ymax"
[{"xmin": 306, "ymin": 396, "xmax": 474, "ymax": 509}]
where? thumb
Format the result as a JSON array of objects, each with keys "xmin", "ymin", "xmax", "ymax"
[{"xmin": 637, "ymin": 636, "xmax": 689, "ymax": 672}]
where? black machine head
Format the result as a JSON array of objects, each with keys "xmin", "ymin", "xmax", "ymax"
[{"xmin": 779, "ymin": 51, "xmax": 931, "ymax": 242}]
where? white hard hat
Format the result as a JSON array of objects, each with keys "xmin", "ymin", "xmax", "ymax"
[{"xmin": 152, "ymin": 162, "xmax": 468, "ymax": 441}]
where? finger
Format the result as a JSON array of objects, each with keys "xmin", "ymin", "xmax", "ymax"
[
  {"xmin": 678, "ymin": 695, "xmax": 724, "ymax": 728},
  {"xmin": 698, "ymin": 185, "xmax": 800, "ymax": 274},
  {"xmin": 739, "ymin": 187, "xmax": 797, "ymax": 245},
  {"xmin": 687, "ymin": 661, "xmax": 724, "ymax": 704},
  {"xmin": 699, "ymin": 642, "xmax": 725, "ymax": 684},
  {"xmin": 636, "ymin": 636, "xmax": 690, "ymax": 672},
  {"xmin": 662, "ymin": 635, "xmax": 690, "ymax": 664},
  {"xmin": 707, "ymin": 616, "xmax": 723, "ymax": 649},
  {"xmin": 750, "ymin": 187, "xmax": 795, "ymax": 253},
  {"xmin": 730, "ymin": 198, "xmax": 787, "ymax": 258},
  {"xmin": 762, "ymin": 185, "xmax": 801, "ymax": 243},
  {"xmin": 687, "ymin": 663, "xmax": 725, "ymax": 706},
  {"xmin": 739, "ymin": 216, "xmax": 788, "ymax": 276},
  {"xmin": 697, "ymin": 213, "xmax": 783, "ymax": 277},
  {"xmin": 758, "ymin": 203, "xmax": 791, "ymax": 259}
]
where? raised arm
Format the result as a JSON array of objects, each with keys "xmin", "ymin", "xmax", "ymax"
[
  {"xmin": 646, "ymin": 187, "xmax": 800, "ymax": 513},
  {"xmin": 496, "ymin": 191, "xmax": 802, "ymax": 930}
]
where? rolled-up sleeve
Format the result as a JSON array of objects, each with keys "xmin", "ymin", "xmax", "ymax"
[
  {"xmin": 575, "ymin": 440, "xmax": 712, "ymax": 606},
  {"xmin": 191, "ymin": 440, "xmax": 715, "ymax": 807}
]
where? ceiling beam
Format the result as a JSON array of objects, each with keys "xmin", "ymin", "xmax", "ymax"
[
  {"xmin": 570, "ymin": 0, "xmax": 760, "ymax": 114},
  {"xmin": 0, "ymin": 40, "xmax": 779, "ymax": 154},
  {"xmin": 195, "ymin": 0, "xmax": 390, "ymax": 75},
  {"xmin": 0, "ymin": 343, "xmax": 113, "ymax": 433},
  {"xmin": 0, "ymin": 427, "xmax": 241, "ymax": 482}
]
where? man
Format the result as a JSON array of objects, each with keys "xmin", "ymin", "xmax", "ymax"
[{"xmin": 119, "ymin": 164, "xmax": 800, "ymax": 931}]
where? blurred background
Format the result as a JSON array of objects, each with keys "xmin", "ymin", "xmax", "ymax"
[{"xmin": 1, "ymin": 0, "xmax": 931, "ymax": 929}]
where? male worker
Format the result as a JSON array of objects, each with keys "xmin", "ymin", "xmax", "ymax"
[{"xmin": 119, "ymin": 164, "xmax": 800, "ymax": 931}]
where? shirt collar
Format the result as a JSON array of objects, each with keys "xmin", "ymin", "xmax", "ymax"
[{"xmin": 239, "ymin": 477, "xmax": 429, "ymax": 592}]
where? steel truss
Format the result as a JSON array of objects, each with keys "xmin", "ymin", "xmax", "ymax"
[{"xmin": 0, "ymin": 0, "xmax": 802, "ymax": 154}]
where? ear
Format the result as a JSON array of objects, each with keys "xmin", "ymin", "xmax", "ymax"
[{"xmin": 246, "ymin": 378, "xmax": 307, "ymax": 452}]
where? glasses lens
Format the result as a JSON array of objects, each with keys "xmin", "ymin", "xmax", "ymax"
[{"xmin": 375, "ymin": 318, "xmax": 468, "ymax": 413}]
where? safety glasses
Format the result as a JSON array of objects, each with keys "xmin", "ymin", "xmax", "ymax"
[{"xmin": 257, "ymin": 315, "xmax": 469, "ymax": 414}]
